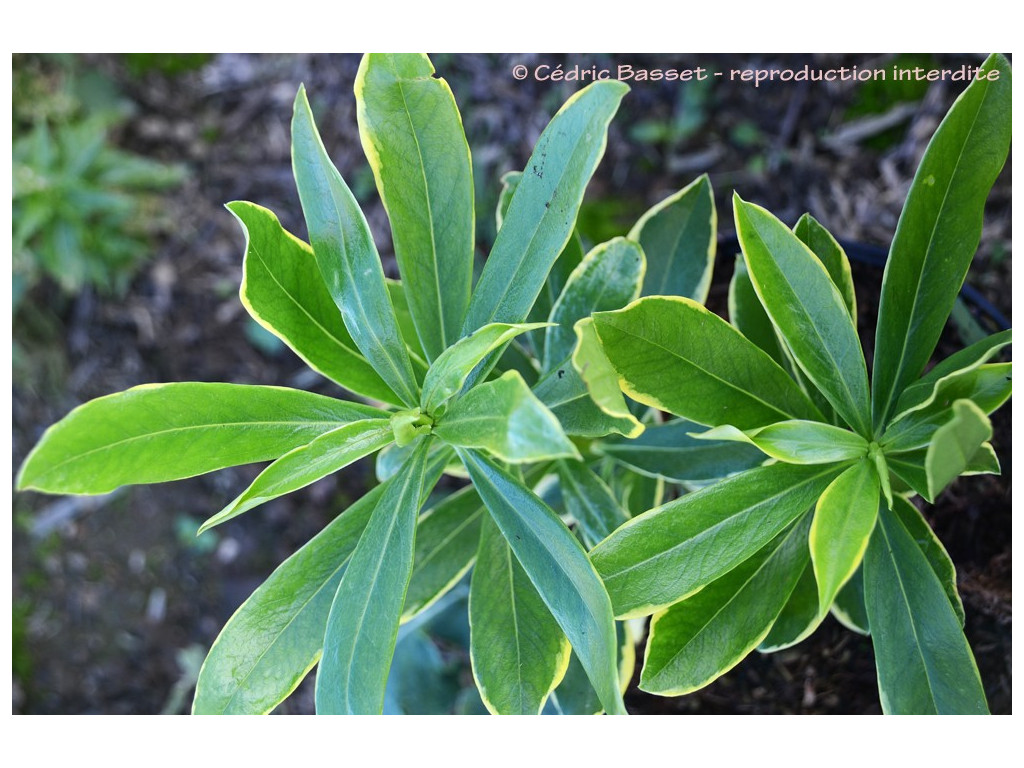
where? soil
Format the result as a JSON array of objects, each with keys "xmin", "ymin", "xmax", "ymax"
[{"xmin": 11, "ymin": 53, "xmax": 1011, "ymax": 715}]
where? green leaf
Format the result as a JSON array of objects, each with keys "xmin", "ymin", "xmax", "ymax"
[
  {"xmin": 402, "ymin": 485, "xmax": 482, "ymax": 621},
  {"xmin": 193, "ymin": 483, "xmax": 385, "ymax": 714},
  {"xmin": 457, "ymin": 449, "xmax": 626, "ymax": 715},
  {"xmin": 462, "ymin": 80, "xmax": 628, "ymax": 333},
  {"xmin": 895, "ymin": 329, "xmax": 1011, "ymax": 419},
  {"xmin": 793, "ymin": 213, "xmax": 857, "ymax": 321},
  {"xmin": 595, "ymin": 419, "xmax": 765, "ymax": 483},
  {"xmin": 543, "ymin": 237, "xmax": 645, "ymax": 373},
  {"xmin": 470, "ymin": 514, "xmax": 571, "ymax": 714},
  {"xmin": 532, "ymin": 363, "xmax": 641, "ymax": 438},
  {"xmin": 728, "ymin": 255, "xmax": 787, "ymax": 368},
  {"xmin": 390, "ymin": 408, "xmax": 432, "ymax": 447},
  {"xmin": 809, "ymin": 459, "xmax": 880, "ymax": 614},
  {"xmin": 199, "ymin": 419, "xmax": 393, "ymax": 533},
  {"xmin": 734, "ymin": 195, "xmax": 871, "ymax": 436},
  {"xmin": 963, "ymin": 442, "xmax": 1001, "ymax": 476},
  {"xmin": 355, "ymin": 54, "xmax": 474, "ymax": 362},
  {"xmin": 316, "ymin": 439, "xmax": 434, "ymax": 714},
  {"xmin": 924, "ymin": 399, "xmax": 993, "ymax": 503},
  {"xmin": 872, "ymin": 54, "xmax": 1011, "ymax": 428},
  {"xmin": 864, "ymin": 504, "xmax": 988, "ymax": 714},
  {"xmin": 291, "ymin": 85, "xmax": 419, "ymax": 407},
  {"xmin": 612, "ymin": 467, "xmax": 663, "ymax": 519},
  {"xmin": 548, "ymin": 621, "xmax": 635, "ymax": 715},
  {"xmin": 630, "ymin": 173, "xmax": 716, "ymax": 303},
  {"xmin": 434, "ymin": 371, "xmax": 580, "ymax": 463},
  {"xmin": 571, "ymin": 317, "xmax": 644, "ymax": 437},
  {"xmin": 831, "ymin": 565, "xmax": 870, "ymax": 635},
  {"xmin": 386, "ymin": 278, "xmax": 429, "ymax": 368},
  {"xmin": 17, "ymin": 383, "xmax": 382, "ymax": 494},
  {"xmin": 759, "ymin": 560, "xmax": 822, "ymax": 652},
  {"xmin": 882, "ymin": 363, "xmax": 1011, "ymax": 452},
  {"xmin": 229, "ymin": 201, "xmax": 402, "ymax": 406},
  {"xmin": 641, "ymin": 513, "xmax": 811, "ymax": 695},
  {"xmin": 591, "ymin": 462, "xmax": 844, "ymax": 618},
  {"xmin": 421, "ymin": 322, "xmax": 549, "ymax": 415},
  {"xmin": 556, "ymin": 460, "xmax": 629, "ymax": 549},
  {"xmin": 695, "ymin": 420, "xmax": 868, "ymax": 465},
  {"xmin": 891, "ymin": 496, "xmax": 965, "ymax": 626},
  {"xmin": 593, "ymin": 296, "xmax": 820, "ymax": 430}
]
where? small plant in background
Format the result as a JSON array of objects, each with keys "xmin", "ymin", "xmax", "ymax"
[
  {"xmin": 18, "ymin": 53, "xmax": 749, "ymax": 715},
  {"xmin": 12, "ymin": 54, "xmax": 186, "ymax": 310},
  {"xmin": 587, "ymin": 53, "xmax": 1011, "ymax": 714}
]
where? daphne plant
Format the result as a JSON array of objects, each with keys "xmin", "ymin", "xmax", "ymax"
[
  {"xmin": 586, "ymin": 53, "xmax": 1011, "ymax": 714},
  {"xmin": 16, "ymin": 53, "xmax": 747, "ymax": 716}
]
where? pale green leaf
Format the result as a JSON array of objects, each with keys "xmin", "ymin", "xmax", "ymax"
[
  {"xmin": 17, "ymin": 383, "xmax": 382, "ymax": 495},
  {"xmin": 434, "ymin": 371, "xmax": 580, "ymax": 463},
  {"xmin": 199, "ymin": 418, "xmax": 393, "ymax": 533},
  {"xmin": 924, "ymin": 399, "xmax": 992, "ymax": 501},
  {"xmin": 229, "ymin": 201, "xmax": 402, "ymax": 406}
]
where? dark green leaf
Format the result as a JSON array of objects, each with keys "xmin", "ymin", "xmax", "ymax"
[
  {"xmin": 872, "ymin": 54, "xmax": 1011, "ymax": 428},
  {"xmin": 291, "ymin": 86, "xmax": 419, "ymax": 406},
  {"xmin": 543, "ymin": 238, "xmax": 645, "ymax": 372},
  {"xmin": 759, "ymin": 559, "xmax": 822, "ymax": 652},
  {"xmin": 470, "ymin": 514, "xmax": 570, "ymax": 714},
  {"xmin": 864, "ymin": 504, "xmax": 988, "ymax": 714},
  {"xmin": 891, "ymin": 496, "xmax": 965, "ymax": 625},
  {"xmin": 316, "ymin": 440, "xmax": 434, "ymax": 714},
  {"xmin": 831, "ymin": 565, "xmax": 870, "ymax": 635},
  {"xmin": 595, "ymin": 418, "xmax": 765, "ymax": 482},
  {"xmin": 355, "ymin": 54, "xmax": 475, "ymax": 361},
  {"xmin": 462, "ymin": 80, "xmax": 628, "ymax": 333},
  {"xmin": 533, "ymin": 363, "xmax": 641, "ymax": 438},
  {"xmin": 631, "ymin": 174, "xmax": 716, "ymax": 303},
  {"xmin": 591, "ymin": 462, "xmax": 844, "ymax": 618},
  {"xmin": 734, "ymin": 195, "xmax": 871, "ymax": 436},
  {"xmin": 556, "ymin": 460, "xmax": 629, "ymax": 549},
  {"xmin": 793, "ymin": 213, "xmax": 857, "ymax": 321},
  {"xmin": 458, "ymin": 449, "xmax": 626, "ymax": 715},
  {"xmin": 593, "ymin": 296, "xmax": 820, "ymax": 430},
  {"xmin": 728, "ymin": 255, "xmax": 787, "ymax": 368},
  {"xmin": 641, "ymin": 513, "xmax": 811, "ymax": 695}
]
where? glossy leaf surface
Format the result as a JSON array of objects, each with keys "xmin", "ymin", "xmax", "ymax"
[
  {"xmin": 571, "ymin": 317, "xmax": 644, "ymax": 436},
  {"xmin": 892, "ymin": 496, "xmax": 965, "ymax": 625},
  {"xmin": 458, "ymin": 449, "xmax": 626, "ymax": 715},
  {"xmin": 356, "ymin": 53, "xmax": 474, "ymax": 361},
  {"xmin": 735, "ymin": 196, "xmax": 871, "ymax": 436},
  {"xmin": 593, "ymin": 297, "xmax": 819, "ymax": 429},
  {"xmin": 630, "ymin": 173, "xmax": 716, "ymax": 303},
  {"xmin": 793, "ymin": 213, "xmax": 857, "ymax": 321},
  {"xmin": 17, "ymin": 383, "xmax": 381, "ymax": 494},
  {"xmin": 434, "ymin": 371, "xmax": 579, "ymax": 463},
  {"xmin": 230, "ymin": 201, "xmax": 401, "ymax": 405},
  {"xmin": 543, "ymin": 237, "xmax": 644, "ymax": 372},
  {"xmin": 470, "ymin": 514, "xmax": 570, "ymax": 714},
  {"xmin": 872, "ymin": 54, "xmax": 1011, "ymax": 427},
  {"xmin": 759, "ymin": 560, "xmax": 822, "ymax": 652},
  {"xmin": 809, "ymin": 459, "xmax": 880, "ymax": 613},
  {"xmin": 641, "ymin": 514, "xmax": 811, "ymax": 695},
  {"xmin": 591, "ymin": 462, "xmax": 843, "ymax": 618},
  {"xmin": 695, "ymin": 420, "xmax": 867, "ymax": 465},
  {"xmin": 864, "ymin": 505, "xmax": 988, "ymax": 714},
  {"xmin": 533, "ymin": 362, "xmax": 642, "ymax": 439},
  {"xmin": 199, "ymin": 419, "xmax": 393, "ymax": 533},
  {"xmin": 556, "ymin": 460, "xmax": 629, "ymax": 548},
  {"xmin": 292, "ymin": 86, "xmax": 419, "ymax": 406},
  {"xmin": 463, "ymin": 80, "xmax": 628, "ymax": 333}
]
